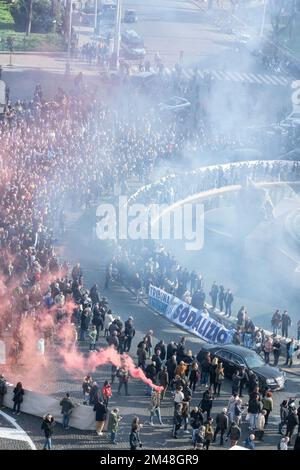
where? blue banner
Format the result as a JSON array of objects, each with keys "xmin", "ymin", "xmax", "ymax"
[{"xmin": 148, "ymin": 284, "xmax": 232, "ymax": 344}]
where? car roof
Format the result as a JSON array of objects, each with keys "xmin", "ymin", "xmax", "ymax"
[{"xmin": 206, "ymin": 344, "xmax": 256, "ymax": 355}]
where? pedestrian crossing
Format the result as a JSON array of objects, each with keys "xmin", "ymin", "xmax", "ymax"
[{"xmin": 161, "ymin": 67, "xmax": 290, "ymax": 87}]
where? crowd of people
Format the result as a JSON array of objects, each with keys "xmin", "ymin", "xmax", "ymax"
[{"xmin": 0, "ymin": 73, "xmax": 300, "ymax": 452}]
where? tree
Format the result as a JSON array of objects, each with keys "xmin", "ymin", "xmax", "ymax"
[
  {"xmin": 10, "ymin": 0, "xmax": 61, "ymax": 34},
  {"xmin": 269, "ymin": 0, "xmax": 296, "ymax": 39}
]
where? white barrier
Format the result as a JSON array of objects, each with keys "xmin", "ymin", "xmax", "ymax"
[{"xmin": 3, "ymin": 385, "xmax": 96, "ymax": 431}]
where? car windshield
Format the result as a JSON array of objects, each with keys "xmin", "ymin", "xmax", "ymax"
[{"xmin": 244, "ymin": 352, "xmax": 265, "ymax": 368}]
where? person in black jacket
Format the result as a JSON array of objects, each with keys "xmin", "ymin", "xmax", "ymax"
[
  {"xmin": 213, "ymin": 408, "xmax": 229, "ymax": 446},
  {"xmin": 129, "ymin": 417, "xmax": 142, "ymax": 450},
  {"xmin": 92, "ymin": 305, "xmax": 104, "ymax": 341},
  {"xmin": 166, "ymin": 341, "xmax": 177, "ymax": 361},
  {"xmin": 12, "ymin": 382, "xmax": 24, "ymax": 415},
  {"xmin": 172, "ymin": 403, "xmax": 183, "ymax": 438},
  {"xmin": 60, "ymin": 392, "xmax": 75, "ymax": 430},
  {"xmin": 167, "ymin": 355, "xmax": 177, "ymax": 386},
  {"xmin": 124, "ymin": 317, "xmax": 135, "ymax": 352},
  {"xmin": 294, "ymin": 432, "xmax": 300, "ymax": 450},
  {"xmin": 190, "ymin": 406, "xmax": 204, "ymax": 445},
  {"xmin": 286, "ymin": 410, "xmax": 299, "ymax": 439},
  {"xmin": 93, "ymin": 399, "xmax": 107, "ymax": 435},
  {"xmin": 200, "ymin": 389, "xmax": 213, "ymax": 420},
  {"xmin": 155, "ymin": 340, "xmax": 166, "ymax": 361},
  {"xmin": 281, "ymin": 311, "xmax": 291, "ymax": 338},
  {"xmin": 273, "ymin": 337, "xmax": 281, "ymax": 366},
  {"xmin": 41, "ymin": 414, "xmax": 55, "ymax": 450}
]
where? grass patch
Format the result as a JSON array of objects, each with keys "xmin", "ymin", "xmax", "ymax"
[
  {"xmin": 0, "ymin": 1, "xmax": 15, "ymax": 30},
  {"xmin": 0, "ymin": 31, "xmax": 65, "ymax": 51}
]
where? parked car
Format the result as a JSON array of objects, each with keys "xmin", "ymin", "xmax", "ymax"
[
  {"xmin": 158, "ymin": 96, "xmax": 191, "ymax": 112},
  {"xmin": 121, "ymin": 30, "xmax": 144, "ymax": 47},
  {"xmin": 197, "ymin": 344, "xmax": 286, "ymax": 391},
  {"xmin": 123, "ymin": 9, "xmax": 137, "ymax": 23},
  {"xmin": 120, "ymin": 44, "xmax": 146, "ymax": 60}
]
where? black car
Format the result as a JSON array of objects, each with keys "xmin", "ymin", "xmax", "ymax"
[
  {"xmin": 197, "ymin": 344, "xmax": 286, "ymax": 391},
  {"xmin": 123, "ymin": 9, "xmax": 137, "ymax": 23}
]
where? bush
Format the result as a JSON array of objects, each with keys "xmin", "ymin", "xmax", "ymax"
[{"xmin": 10, "ymin": 0, "xmax": 58, "ymax": 33}]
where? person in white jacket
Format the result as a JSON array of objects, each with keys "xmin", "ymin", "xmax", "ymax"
[
  {"xmin": 104, "ymin": 311, "xmax": 114, "ymax": 337},
  {"xmin": 256, "ymin": 410, "xmax": 266, "ymax": 440}
]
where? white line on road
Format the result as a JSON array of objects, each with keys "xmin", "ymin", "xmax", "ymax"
[{"xmin": 0, "ymin": 411, "xmax": 36, "ymax": 450}]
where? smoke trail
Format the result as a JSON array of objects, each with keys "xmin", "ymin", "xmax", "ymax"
[{"xmin": 59, "ymin": 344, "xmax": 164, "ymax": 393}]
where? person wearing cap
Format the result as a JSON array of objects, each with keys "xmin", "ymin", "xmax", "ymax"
[
  {"xmin": 212, "ymin": 408, "xmax": 228, "ymax": 446},
  {"xmin": 107, "ymin": 408, "xmax": 122, "ymax": 444},
  {"xmin": 0, "ymin": 374, "xmax": 7, "ymax": 409}
]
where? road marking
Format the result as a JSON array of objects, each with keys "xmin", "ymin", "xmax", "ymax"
[
  {"xmin": 247, "ymin": 72, "xmax": 263, "ymax": 84},
  {"xmin": 0, "ymin": 411, "xmax": 36, "ymax": 450},
  {"xmin": 256, "ymin": 73, "xmax": 274, "ymax": 85},
  {"xmin": 263, "ymin": 74, "xmax": 281, "ymax": 86}
]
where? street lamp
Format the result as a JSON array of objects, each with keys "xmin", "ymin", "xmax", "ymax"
[
  {"xmin": 94, "ymin": 0, "xmax": 98, "ymax": 35},
  {"xmin": 112, "ymin": 0, "xmax": 122, "ymax": 70},
  {"xmin": 260, "ymin": 0, "xmax": 268, "ymax": 38},
  {"xmin": 66, "ymin": 0, "xmax": 73, "ymax": 75}
]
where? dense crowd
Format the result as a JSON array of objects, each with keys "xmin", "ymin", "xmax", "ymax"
[{"xmin": 0, "ymin": 76, "xmax": 300, "ymax": 452}]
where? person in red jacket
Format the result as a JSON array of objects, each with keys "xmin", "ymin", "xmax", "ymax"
[{"xmin": 102, "ymin": 380, "xmax": 112, "ymax": 409}]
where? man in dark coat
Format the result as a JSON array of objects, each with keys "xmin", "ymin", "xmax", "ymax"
[
  {"xmin": 60, "ymin": 392, "xmax": 75, "ymax": 430},
  {"xmin": 0, "ymin": 374, "xmax": 7, "ymax": 408},
  {"xmin": 286, "ymin": 410, "xmax": 299, "ymax": 439},
  {"xmin": 281, "ymin": 311, "xmax": 292, "ymax": 338},
  {"xmin": 209, "ymin": 282, "xmax": 219, "ymax": 309},
  {"xmin": 166, "ymin": 341, "xmax": 177, "ymax": 360},
  {"xmin": 224, "ymin": 289, "xmax": 234, "ymax": 317},
  {"xmin": 124, "ymin": 317, "xmax": 135, "ymax": 352},
  {"xmin": 166, "ymin": 355, "xmax": 177, "ymax": 386},
  {"xmin": 213, "ymin": 408, "xmax": 229, "ymax": 446}
]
